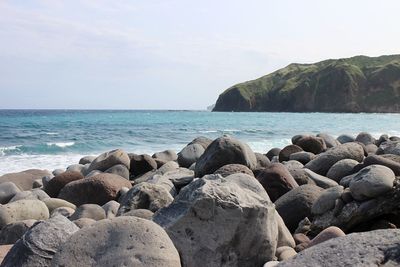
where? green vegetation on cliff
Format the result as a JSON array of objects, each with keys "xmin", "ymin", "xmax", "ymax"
[{"xmin": 213, "ymin": 55, "xmax": 400, "ymax": 112}]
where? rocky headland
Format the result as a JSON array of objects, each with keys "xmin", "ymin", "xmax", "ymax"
[
  {"xmin": 213, "ymin": 54, "xmax": 400, "ymax": 112},
  {"xmin": 0, "ymin": 132, "xmax": 400, "ymax": 266}
]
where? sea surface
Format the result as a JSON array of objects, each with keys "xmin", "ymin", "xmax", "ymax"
[{"xmin": 0, "ymin": 110, "xmax": 400, "ymax": 175}]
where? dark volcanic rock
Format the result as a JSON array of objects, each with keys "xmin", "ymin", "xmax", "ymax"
[
  {"xmin": 294, "ymin": 136, "xmax": 326, "ymax": 154},
  {"xmin": 130, "ymin": 154, "xmax": 157, "ymax": 177},
  {"xmin": 279, "ymin": 145, "xmax": 303, "ymax": 162},
  {"xmin": 275, "ymin": 184, "xmax": 324, "ymax": 233},
  {"xmin": 266, "ymin": 148, "xmax": 281, "ymax": 160},
  {"xmin": 194, "ymin": 136, "xmax": 257, "ymax": 177}
]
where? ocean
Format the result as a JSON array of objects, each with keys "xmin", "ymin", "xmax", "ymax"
[{"xmin": 1, "ymin": 110, "xmax": 399, "ymax": 175}]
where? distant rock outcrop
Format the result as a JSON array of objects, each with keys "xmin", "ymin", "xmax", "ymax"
[{"xmin": 213, "ymin": 55, "xmax": 400, "ymax": 112}]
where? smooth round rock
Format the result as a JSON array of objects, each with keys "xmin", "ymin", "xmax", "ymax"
[
  {"xmin": 58, "ymin": 173, "xmax": 132, "ymax": 206},
  {"xmin": 130, "ymin": 154, "xmax": 157, "ymax": 177},
  {"xmin": 50, "ymin": 207, "xmax": 75, "ymax": 218},
  {"xmin": 72, "ymin": 218, "xmax": 96, "ymax": 228},
  {"xmin": 311, "ymin": 185, "xmax": 344, "ymax": 215},
  {"xmin": 279, "ymin": 145, "xmax": 303, "ymax": 162},
  {"xmin": 194, "ymin": 136, "xmax": 257, "ymax": 177},
  {"xmin": 214, "ymin": 164, "xmax": 254, "ymax": 178},
  {"xmin": 256, "ymin": 163, "xmax": 299, "ymax": 202},
  {"xmin": 355, "ymin": 132, "xmax": 375, "ymax": 146},
  {"xmin": 102, "ymin": 200, "xmax": 120, "ymax": 219},
  {"xmin": 188, "ymin": 136, "xmax": 213, "ymax": 149},
  {"xmin": 79, "ymin": 156, "xmax": 96, "ymax": 165},
  {"xmin": 295, "ymin": 136, "xmax": 326, "ymax": 154},
  {"xmin": 289, "ymin": 151, "xmax": 315, "ymax": 164},
  {"xmin": 152, "ymin": 150, "xmax": 178, "ymax": 162},
  {"xmin": 0, "ymin": 182, "xmax": 21, "ymax": 204},
  {"xmin": 275, "ymin": 184, "xmax": 324, "ymax": 233},
  {"xmin": 0, "ymin": 200, "xmax": 49, "ymax": 229},
  {"xmin": 69, "ymin": 204, "xmax": 106, "ymax": 221},
  {"xmin": 266, "ymin": 148, "xmax": 281, "ymax": 160},
  {"xmin": 308, "ymin": 226, "xmax": 346, "ymax": 248},
  {"xmin": 255, "ymin": 153, "xmax": 271, "ymax": 168},
  {"xmin": 87, "ymin": 149, "xmax": 130, "ymax": 173},
  {"xmin": 44, "ymin": 171, "xmax": 83, "ymax": 198},
  {"xmin": 337, "ymin": 134, "xmax": 355, "ymax": 144},
  {"xmin": 42, "ymin": 198, "xmax": 76, "ymax": 213},
  {"xmin": 104, "ymin": 164, "xmax": 130, "ymax": 179},
  {"xmin": 349, "ymin": 165, "xmax": 395, "ymax": 201},
  {"xmin": 51, "ymin": 217, "xmax": 182, "ymax": 267},
  {"xmin": 0, "ymin": 169, "xmax": 52, "ymax": 191},
  {"xmin": 120, "ymin": 209, "xmax": 154, "ymax": 220},
  {"xmin": 326, "ymin": 159, "xmax": 359, "ymax": 182},
  {"xmin": 178, "ymin": 143, "xmax": 205, "ymax": 168}
]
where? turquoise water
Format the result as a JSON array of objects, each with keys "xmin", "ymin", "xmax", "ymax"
[{"xmin": 1, "ymin": 110, "xmax": 399, "ymax": 174}]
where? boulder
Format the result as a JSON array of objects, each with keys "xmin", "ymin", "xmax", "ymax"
[
  {"xmin": 66, "ymin": 164, "xmax": 85, "ymax": 174},
  {"xmin": 188, "ymin": 136, "xmax": 213, "ymax": 149},
  {"xmin": 305, "ymin": 143, "xmax": 364, "ymax": 175},
  {"xmin": 295, "ymin": 136, "xmax": 326, "ymax": 154},
  {"xmin": 44, "ymin": 171, "xmax": 83, "ymax": 198},
  {"xmin": 130, "ymin": 154, "xmax": 157, "ymax": 177},
  {"xmin": 42, "ymin": 198, "xmax": 76, "ymax": 213},
  {"xmin": 377, "ymin": 134, "xmax": 390, "ymax": 146},
  {"xmin": 279, "ymin": 145, "xmax": 303, "ymax": 162},
  {"xmin": 317, "ymin": 133, "xmax": 341, "ymax": 148},
  {"xmin": 87, "ymin": 149, "xmax": 130, "ymax": 173},
  {"xmin": 289, "ymin": 152, "xmax": 315, "ymax": 164},
  {"xmin": 194, "ymin": 136, "xmax": 257, "ymax": 177},
  {"xmin": 9, "ymin": 189, "xmax": 49, "ymax": 202},
  {"xmin": 266, "ymin": 148, "xmax": 281, "ymax": 160},
  {"xmin": 302, "ymin": 169, "xmax": 338, "ymax": 189},
  {"xmin": 0, "ymin": 200, "xmax": 49, "ymax": 229},
  {"xmin": 278, "ymin": 229, "xmax": 400, "ymax": 267},
  {"xmin": 79, "ymin": 155, "xmax": 96, "ymax": 165},
  {"xmin": 120, "ymin": 209, "xmax": 154, "ymax": 220},
  {"xmin": 377, "ymin": 141, "xmax": 400, "ymax": 155},
  {"xmin": 52, "ymin": 169, "xmax": 64, "ymax": 176},
  {"xmin": 214, "ymin": 164, "xmax": 254, "ymax": 178},
  {"xmin": 311, "ymin": 186, "xmax": 344, "ymax": 215},
  {"xmin": 0, "ymin": 220, "xmax": 36, "ymax": 245},
  {"xmin": 102, "ymin": 200, "xmax": 120, "ymax": 219},
  {"xmin": 177, "ymin": 143, "xmax": 205, "ymax": 168},
  {"xmin": 154, "ymin": 173, "xmax": 280, "ymax": 267},
  {"xmin": 160, "ymin": 168, "xmax": 194, "ymax": 190},
  {"xmin": 349, "ymin": 165, "xmax": 395, "ymax": 201},
  {"xmin": 58, "ymin": 173, "xmax": 132, "ymax": 206},
  {"xmin": 69, "ymin": 204, "xmax": 106, "ymax": 221},
  {"xmin": 288, "ymin": 169, "xmax": 317, "ymax": 186},
  {"xmin": 152, "ymin": 150, "xmax": 178, "ymax": 162},
  {"xmin": 1, "ymin": 215, "xmax": 78, "ymax": 267},
  {"xmin": 50, "ymin": 207, "xmax": 75, "ymax": 218},
  {"xmin": 146, "ymin": 174, "xmax": 177, "ymax": 197},
  {"xmin": 365, "ymin": 144, "xmax": 378, "ymax": 154},
  {"xmin": 307, "ymin": 226, "xmax": 345, "ymax": 248},
  {"xmin": 275, "ymin": 184, "xmax": 324, "ymax": 232},
  {"xmin": 352, "ymin": 154, "xmax": 400, "ymax": 176},
  {"xmin": 0, "ymin": 169, "xmax": 52, "ymax": 191},
  {"xmin": 72, "ymin": 218, "xmax": 96, "ymax": 228},
  {"xmin": 104, "ymin": 164, "xmax": 130, "ymax": 179},
  {"xmin": 117, "ymin": 183, "xmax": 173, "ymax": 215},
  {"xmin": 256, "ymin": 163, "xmax": 299, "ymax": 202},
  {"xmin": 337, "ymin": 134, "xmax": 355, "ymax": 144},
  {"xmin": 255, "ymin": 153, "xmax": 271, "ymax": 168},
  {"xmin": 0, "ymin": 183, "xmax": 20, "ymax": 204},
  {"xmin": 51, "ymin": 217, "xmax": 181, "ymax": 267},
  {"xmin": 282, "ymin": 160, "xmax": 304, "ymax": 171},
  {"xmin": 326, "ymin": 159, "xmax": 359, "ymax": 182},
  {"xmin": 355, "ymin": 132, "xmax": 375, "ymax": 145}
]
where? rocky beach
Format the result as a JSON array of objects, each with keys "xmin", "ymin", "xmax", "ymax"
[{"xmin": 0, "ymin": 132, "xmax": 399, "ymax": 266}]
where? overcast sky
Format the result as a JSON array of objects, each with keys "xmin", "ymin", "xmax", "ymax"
[{"xmin": 0, "ymin": 0, "xmax": 399, "ymax": 109}]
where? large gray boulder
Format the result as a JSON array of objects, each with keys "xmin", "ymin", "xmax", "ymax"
[
  {"xmin": 0, "ymin": 220, "xmax": 36, "ymax": 245},
  {"xmin": 51, "ymin": 217, "xmax": 181, "ymax": 267},
  {"xmin": 349, "ymin": 165, "xmax": 395, "ymax": 201},
  {"xmin": 278, "ymin": 229, "xmax": 400, "ymax": 267},
  {"xmin": 377, "ymin": 141, "xmax": 400, "ymax": 155},
  {"xmin": 194, "ymin": 136, "xmax": 257, "ymax": 177},
  {"xmin": 178, "ymin": 143, "xmax": 205, "ymax": 168},
  {"xmin": 305, "ymin": 143, "xmax": 364, "ymax": 175},
  {"xmin": 117, "ymin": 182, "xmax": 173, "ymax": 215},
  {"xmin": 1, "ymin": 215, "xmax": 79, "ymax": 267},
  {"xmin": 87, "ymin": 149, "xmax": 130, "ymax": 172},
  {"xmin": 326, "ymin": 159, "xmax": 359, "ymax": 182},
  {"xmin": 154, "ymin": 173, "xmax": 280, "ymax": 267}
]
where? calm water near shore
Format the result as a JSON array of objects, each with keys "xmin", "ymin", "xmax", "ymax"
[{"xmin": 0, "ymin": 109, "xmax": 399, "ymax": 174}]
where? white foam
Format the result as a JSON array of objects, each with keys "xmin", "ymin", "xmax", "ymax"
[
  {"xmin": 0, "ymin": 154, "xmax": 84, "ymax": 175},
  {"xmin": 45, "ymin": 132, "xmax": 59, "ymax": 135},
  {"xmin": 46, "ymin": 142, "xmax": 75, "ymax": 148},
  {"xmin": 0, "ymin": 145, "xmax": 21, "ymax": 156}
]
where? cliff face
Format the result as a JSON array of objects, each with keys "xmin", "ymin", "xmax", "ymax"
[{"xmin": 213, "ymin": 55, "xmax": 400, "ymax": 112}]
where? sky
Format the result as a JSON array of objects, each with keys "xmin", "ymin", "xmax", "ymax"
[{"xmin": 0, "ymin": 0, "xmax": 399, "ymax": 110}]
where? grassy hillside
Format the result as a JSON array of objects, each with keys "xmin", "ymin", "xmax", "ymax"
[{"xmin": 213, "ymin": 55, "xmax": 400, "ymax": 112}]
